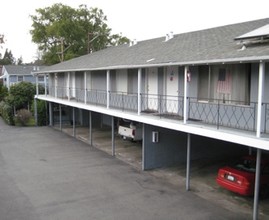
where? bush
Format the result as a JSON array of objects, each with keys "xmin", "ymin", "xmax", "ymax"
[
  {"xmin": 0, "ymin": 101, "xmax": 15, "ymax": 125},
  {"xmin": 15, "ymin": 109, "xmax": 32, "ymax": 126},
  {"xmin": 0, "ymin": 84, "xmax": 8, "ymax": 102},
  {"xmin": 31, "ymin": 99, "xmax": 47, "ymax": 126}
]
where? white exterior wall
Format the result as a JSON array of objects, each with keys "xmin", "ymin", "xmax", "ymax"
[
  {"xmin": 165, "ymin": 66, "xmax": 179, "ymax": 114},
  {"xmin": 116, "ymin": 69, "xmax": 127, "ymax": 92},
  {"xmin": 146, "ymin": 67, "xmax": 158, "ymax": 111},
  {"xmin": 86, "ymin": 71, "xmax": 92, "ymax": 90},
  {"xmin": 165, "ymin": 66, "xmax": 179, "ymax": 96},
  {"xmin": 71, "ymin": 72, "xmax": 76, "ymax": 97}
]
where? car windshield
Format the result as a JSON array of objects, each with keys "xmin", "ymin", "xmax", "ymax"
[{"xmin": 234, "ymin": 158, "xmax": 256, "ymax": 173}]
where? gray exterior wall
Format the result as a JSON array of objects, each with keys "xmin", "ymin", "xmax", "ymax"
[{"xmin": 143, "ymin": 124, "xmax": 247, "ymax": 170}]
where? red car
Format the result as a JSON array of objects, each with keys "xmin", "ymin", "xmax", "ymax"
[{"xmin": 216, "ymin": 155, "xmax": 269, "ymax": 196}]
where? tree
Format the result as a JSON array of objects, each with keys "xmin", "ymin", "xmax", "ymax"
[
  {"xmin": 0, "ymin": 84, "xmax": 8, "ymax": 102},
  {"xmin": 0, "ymin": 49, "xmax": 16, "ymax": 65},
  {"xmin": 7, "ymin": 82, "xmax": 36, "ymax": 110},
  {"xmin": 30, "ymin": 3, "xmax": 129, "ymax": 65},
  {"xmin": 17, "ymin": 56, "xmax": 23, "ymax": 65}
]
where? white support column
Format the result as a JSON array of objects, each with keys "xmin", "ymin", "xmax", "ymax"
[
  {"xmin": 183, "ymin": 66, "xmax": 189, "ymax": 124},
  {"xmin": 44, "ymin": 74, "xmax": 47, "ymax": 96},
  {"xmin": 67, "ymin": 72, "xmax": 70, "ymax": 101},
  {"xmin": 84, "ymin": 71, "xmax": 87, "ymax": 104},
  {"xmin": 186, "ymin": 133, "xmax": 191, "ymax": 191},
  {"xmin": 138, "ymin": 68, "xmax": 142, "ymax": 115},
  {"xmin": 253, "ymin": 61, "xmax": 265, "ymax": 220},
  {"xmin": 55, "ymin": 73, "xmax": 57, "ymax": 98},
  {"xmin": 34, "ymin": 76, "xmax": 38, "ymax": 127},
  {"xmin": 35, "ymin": 76, "xmax": 39, "ymax": 96},
  {"xmin": 256, "ymin": 61, "xmax": 265, "ymax": 138},
  {"xmin": 107, "ymin": 70, "xmax": 110, "ymax": 109}
]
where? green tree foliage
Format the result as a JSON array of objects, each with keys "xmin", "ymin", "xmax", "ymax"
[
  {"xmin": 0, "ymin": 84, "xmax": 8, "ymax": 102},
  {"xmin": 7, "ymin": 82, "xmax": 36, "ymax": 110},
  {"xmin": 31, "ymin": 99, "xmax": 47, "ymax": 126},
  {"xmin": 0, "ymin": 101, "xmax": 14, "ymax": 125},
  {"xmin": 0, "ymin": 49, "xmax": 16, "ymax": 65},
  {"xmin": 30, "ymin": 4, "xmax": 129, "ymax": 64}
]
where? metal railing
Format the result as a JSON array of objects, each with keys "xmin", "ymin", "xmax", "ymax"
[
  {"xmin": 189, "ymin": 98, "xmax": 256, "ymax": 131},
  {"xmin": 141, "ymin": 93, "xmax": 184, "ymax": 119},
  {"xmin": 109, "ymin": 91, "xmax": 137, "ymax": 112},
  {"xmin": 86, "ymin": 89, "xmax": 107, "ymax": 106},
  {"xmin": 46, "ymin": 86, "xmax": 269, "ymax": 133}
]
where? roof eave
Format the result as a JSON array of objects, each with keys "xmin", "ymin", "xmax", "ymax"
[{"xmin": 34, "ymin": 55, "xmax": 269, "ymax": 74}]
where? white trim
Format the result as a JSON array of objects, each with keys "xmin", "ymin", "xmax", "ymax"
[
  {"xmin": 33, "ymin": 56, "xmax": 269, "ymax": 75},
  {"xmin": 37, "ymin": 95, "xmax": 269, "ymax": 151}
]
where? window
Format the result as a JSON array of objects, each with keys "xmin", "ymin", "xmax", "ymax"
[
  {"xmin": 198, "ymin": 64, "xmax": 250, "ymax": 105},
  {"xmin": 38, "ymin": 76, "xmax": 44, "ymax": 82},
  {"xmin": 17, "ymin": 76, "xmax": 23, "ymax": 82}
]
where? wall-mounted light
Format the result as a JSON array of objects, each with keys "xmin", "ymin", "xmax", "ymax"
[{"xmin": 152, "ymin": 131, "xmax": 159, "ymax": 143}]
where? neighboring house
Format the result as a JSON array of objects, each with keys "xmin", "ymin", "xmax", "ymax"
[
  {"xmin": 1, "ymin": 65, "xmax": 46, "ymax": 90},
  {"xmin": 34, "ymin": 18, "xmax": 269, "ymax": 217}
]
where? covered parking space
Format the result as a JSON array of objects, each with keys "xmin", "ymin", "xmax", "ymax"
[
  {"xmin": 50, "ymin": 103, "xmax": 143, "ymax": 169},
  {"xmin": 45, "ymin": 100, "xmax": 269, "ymax": 220}
]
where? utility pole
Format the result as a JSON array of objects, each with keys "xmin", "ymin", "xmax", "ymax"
[
  {"xmin": 56, "ymin": 37, "xmax": 71, "ymax": 62},
  {"xmin": 87, "ymin": 32, "xmax": 100, "ymax": 54}
]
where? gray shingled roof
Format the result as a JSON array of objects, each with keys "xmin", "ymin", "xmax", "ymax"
[
  {"xmin": 37, "ymin": 18, "xmax": 269, "ymax": 74},
  {"xmin": 4, "ymin": 65, "xmax": 45, "ymax": 75}
]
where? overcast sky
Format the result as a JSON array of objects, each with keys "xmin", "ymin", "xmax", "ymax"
[{"xmin": 0, "ymin": 0, "xmax": 268, "ymax": 63}]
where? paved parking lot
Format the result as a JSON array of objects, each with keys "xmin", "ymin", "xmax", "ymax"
[
  {"xmin": 0, "ymin": 118, "xmax": 259, "ymax": 219},
  {"xmin": 58, "ymin": 124, "xmax": 269, "ymax": 219}
]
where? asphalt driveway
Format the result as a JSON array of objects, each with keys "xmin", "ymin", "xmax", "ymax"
[{"xmin": 0, "ymin": 118, "xmax": 251, "ymax": 220}]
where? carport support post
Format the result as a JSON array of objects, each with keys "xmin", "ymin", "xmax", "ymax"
[
  {"xmin": 59, "ymin": 104, "xmax": 62, "ymax": 131},
  {"xmin": 34, "ymin": 97, "xmax": 38, "ymax": 127},
  {"xmin": 253, "ymin": 149, "xmax": 261, "ymax": 220},
  {"xmin": 186, "ymin": 133, "xmax": 191, "ymax": 191},
  {"xmin": 49, "ymin": 102, "xmax": 53, "ymax": 126},
  {"xmin": 72, "ymin": 107, "xmax": 76, "ymax": 137},
  {"xmin": 89, "ymin": 111, "xmax": 92, "ymax": 146},
  {"xmin": 252, "ymin": 61, "xmax": 265, "ymax": 220},
  {"xmin": 111, "ymin": 116, "xmax": 115, "ymax": 156}
]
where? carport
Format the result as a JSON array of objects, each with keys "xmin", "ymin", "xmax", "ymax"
[
  {"xmin": 49, "ymin": 104, "xmax": 143, "ymax": 168},
  {"xmin": 46, "ymin": 101, "xmax": 267, "ymax": 220}
]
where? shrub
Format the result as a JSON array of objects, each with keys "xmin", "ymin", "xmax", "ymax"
[
  {"xmin": 0, "ymin": 101, "xmax": 15, "ymax": 125},
  {"xmin": 16, "ymin": 109, "xmax": 32, "ymax": 126},
  {"xmin": 31, "ymin": 100, "xmax": 47, "ymax": 126}
]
